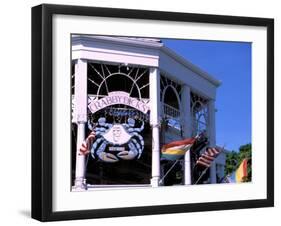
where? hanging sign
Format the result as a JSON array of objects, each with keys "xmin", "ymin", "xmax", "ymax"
[
  {"xmin": 88, "ymin": 91, "xmax": 150, "ymax": 114},
  {"xmin": 90, "ymin": 118, "xmax": 145, "ymax": 162}
]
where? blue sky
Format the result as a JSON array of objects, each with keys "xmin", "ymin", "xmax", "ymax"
[{"xmin": 162, "ymin": 39, "xmax": 252, "ymax": 151}]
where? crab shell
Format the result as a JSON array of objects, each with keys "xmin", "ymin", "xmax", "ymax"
[{"xmin": 102, "ymin": 124, "xmax": 132, "ymax": 145}]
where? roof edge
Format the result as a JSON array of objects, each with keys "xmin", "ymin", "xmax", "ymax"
[
  {"xmin": 72, "ymin": 35, "xmax": 164, "ymax": 49},
  {"xmin": 161, "ymin": 46, "xmax": 221, "ymax": 87}
]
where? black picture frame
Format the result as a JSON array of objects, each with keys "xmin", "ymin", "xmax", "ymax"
[{"xmin": 31, "ymin": 4, "xmax": 274, "ymax": 222}]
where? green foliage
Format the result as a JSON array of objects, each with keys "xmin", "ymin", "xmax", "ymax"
[
  {"xmin": 239, "ymin": 143, "xmax": 252, "ymax": 160},
  {"xmin": 225, "ymin": 151, "xmax": 239, "ymax": 175},
  {"xmin": 225, "ymin": 143, "xmax": 252, "ymax": 182}
]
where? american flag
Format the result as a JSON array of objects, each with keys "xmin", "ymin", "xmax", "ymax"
[
  {"xmin": 196, "ymin": 147, "xmax": 222, "ymax": 168},
  {"xmin": 79, "ymin": 131, "xmax": 96, "ymax": 155}
]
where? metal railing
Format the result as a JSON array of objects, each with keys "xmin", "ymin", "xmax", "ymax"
[
  {"xmin": 163, "ymin": 103, "xmax": 181, "ymax": 131},
  {"xmin": 163, "ymin": 103, "xmax": 180, "ymax": 118}
]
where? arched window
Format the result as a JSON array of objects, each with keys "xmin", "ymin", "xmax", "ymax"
[
  {"xmin": 160, "ymin": 75, "xmax": 182, "ymax": 131},
  {"xmin": 191, "ymin": 92, "xmax": 208, "ymax": 136},
  {"xmin": 163, "ymin": 86, "xmax": 180, "ymax": 110}
]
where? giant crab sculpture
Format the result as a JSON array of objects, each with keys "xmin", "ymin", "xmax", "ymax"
[{"xmin": 88, "ymin": 117, "xmax": 144, "ymax": 163}]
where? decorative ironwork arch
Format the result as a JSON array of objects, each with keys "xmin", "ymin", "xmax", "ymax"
[
  {"xmin": 191, "ymin": 93, "xmax": 209, "ymax": 136},
  {"xmin": 160, "ymin": 75, "xmax": 182, "ymax": 132},
  {"xmin": 88, "ymin": 62, "xmax": 149, "ymax": 100},
  {"xmin": 162, "ymin": 85, "xmax": 181, "ymax": 111},
  {"xmin": 97, "ymin": 72, "xmax": 142, "ymax": 99}
]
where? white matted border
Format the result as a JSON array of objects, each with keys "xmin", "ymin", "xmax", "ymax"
[{"xmin": 53, "ymin": 14, "xmax": 267, "ymax": 212}]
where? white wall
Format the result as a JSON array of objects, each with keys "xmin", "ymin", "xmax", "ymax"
[{"xmin": 0, "ymin": 0, "xmax": 279, "ymax": 225}]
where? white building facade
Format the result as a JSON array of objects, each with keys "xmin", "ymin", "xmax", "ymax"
[{"xmin": 71, "ymin": 35, "xmax": 225, "ymax": 190}]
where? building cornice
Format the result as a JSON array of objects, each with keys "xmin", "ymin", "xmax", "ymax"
[{"xmin": 72, "ymin": 35, "xmax": 163, "ymax": 49}]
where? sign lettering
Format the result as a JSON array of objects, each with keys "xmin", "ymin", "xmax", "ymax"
[{"xmin": 89, "ymin": 91, "xmax": 150, "ymax": 113}]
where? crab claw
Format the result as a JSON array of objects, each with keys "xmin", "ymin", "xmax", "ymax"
[
  {"xmin": 117, "ymin": 151, "xmax": 137, "ymax": 160},
  {"xmin": 98, "ymin": 152, "xmax": 119, "ymax": 163}
]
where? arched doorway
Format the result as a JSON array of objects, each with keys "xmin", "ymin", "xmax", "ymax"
[{"xmin": 72, "ymin": 62, "xmax": 152, "ymax": 186}]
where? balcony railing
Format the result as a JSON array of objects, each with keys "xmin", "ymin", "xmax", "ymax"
[{"xmin": 163, "ymin": 103, "xmax": 181, "ymax": 131}]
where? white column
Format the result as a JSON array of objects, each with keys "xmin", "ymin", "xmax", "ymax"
[
  {"xmin": 208, "ymin": 99, "xmax": 217, "ymax": 184},
  {"xmin": 73, "ymin": 59, "xmax": 88, "ymax": 190},
  {"xmin": 149, "ymin": 67, "xmax": 161, "ymax": 187},
  {"xmin": 181, "ymin": 85, "xmax": 192, "ymax": 185}
]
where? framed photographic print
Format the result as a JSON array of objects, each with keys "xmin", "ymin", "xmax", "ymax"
[{"xmin": 31, "ymin": 4, "xmax": 274, "ymax": 221}]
